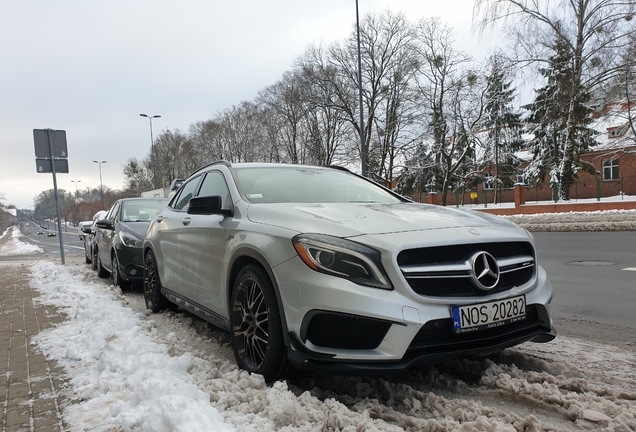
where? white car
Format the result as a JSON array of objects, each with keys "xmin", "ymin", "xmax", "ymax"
[
  {"xmin": 143, "ymin": 162, "xmax": 556, "ymax": 381},
  {"xmin": 78, "ymin": 220, "xmax": 93, "ymax": 240}
]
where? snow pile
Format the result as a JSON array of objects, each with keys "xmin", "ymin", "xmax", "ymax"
[
  {"xmin": 31, "ymin": 261, "xmax": 233, "ymax": 432},
  {"xmin": 31, "ymin": 259, "xmax": 636, "ymax": 431},
  {"xmin": 0, "ymin": 226, "xmax": 43, "ymax": 255},
  {"xmin": 505, "ymin": 209, "xmax": 636, "ymax": 231}
]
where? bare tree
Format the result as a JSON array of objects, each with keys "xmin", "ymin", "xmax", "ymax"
[
  {"xmin": 257, "ymin": 71, "xmax": 308, "ymax": 164},
  {"xmin": 189, "ymin": 119, "xmax": 228, "ymax": 163},
  {"xmin": 414, "ymin": 17, "xmax": 486, "ymax": 205},
  {"xmin": 153, "ymin": 129, "xmax": 198, "ymax": 187},
  {"xmin": 299, "ymin": 11, "xmax": 419, "ymax": 184}
]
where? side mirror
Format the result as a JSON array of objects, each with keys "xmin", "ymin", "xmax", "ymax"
[
  {"xmin": 187, "ymin": 195, "xmax": 233, "ymax": 217},
  {"xmin": 170, "ymin": 178, "xmax": 185, "ymax": 191},
  {"xmin": 96, "ymin": 219, "xmax": 114, "ymax": 230}
]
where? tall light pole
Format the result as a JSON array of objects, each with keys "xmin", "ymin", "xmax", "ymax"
[
  {"xmin": 93, "ymin": 160, "xmax": 107, "ymax": 209},
  {"xmin": 140, "ymin": 113, "xmax": 161, "ymax": 190},
  {"xmin": 70, "ymin": 180, "xmax": 81, "ymax": 199},
  {"xmin": 71, "ymin": 180, "xmax": 81, "ymax": 224}
]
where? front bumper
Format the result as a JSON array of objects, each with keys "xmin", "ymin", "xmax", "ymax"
[
  {"xmin": 115, "ymin": 246, "xmax": 145, "ymax": 281},
  {"xmin": 274, "ymin": 255, "xmax": 555, "ymax": 374}
]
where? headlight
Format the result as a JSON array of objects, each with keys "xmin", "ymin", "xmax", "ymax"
[
  {"xmin": 120, "ymin": 231, "xmax": 143, "ymax": 248},
  {"xmin": 292, "ymin": 234, "xmax": 392, "ymax": 290}
]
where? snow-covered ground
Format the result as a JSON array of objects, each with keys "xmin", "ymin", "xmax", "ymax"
[
  {"xmin": 23, "ymin": 256, "xmax": 636, "ymax": 432},
  {"xmin": 467, "ymin": 193, "xmax": 636, "ymax": 210},
  {"xmin": 505, "ymin": 209, "xmax": 636, "ymax": 232},
  {"xmin": 1, "ymin": 215, "xmax": 634, "ymax": 431}
]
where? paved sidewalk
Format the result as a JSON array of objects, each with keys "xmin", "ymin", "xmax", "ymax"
[{"xmin": 0, "ymin": 259, "xmax": 70, "ymax": 432}]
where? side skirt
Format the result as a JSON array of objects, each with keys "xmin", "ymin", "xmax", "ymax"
[{"xmin": 162, "ymin": 288, "xmax": 231, "ymax": 331}]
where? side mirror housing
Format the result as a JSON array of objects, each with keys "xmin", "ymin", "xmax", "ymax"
[
  {"xmin": 96, "ymin": 219, "xmax": 114, "ymax": 230},
  {"xmin": 187, "ymin": 195, "xmax": 233, "ymax": 217},
  {"xmin": 170, "ymin": 178, "xmax": 185, "ymax": 191}
]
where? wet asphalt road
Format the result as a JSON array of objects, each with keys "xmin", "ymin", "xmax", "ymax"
[{"xmin": 533, "ymin": 231, "xmax": 636, "ymax": 329}]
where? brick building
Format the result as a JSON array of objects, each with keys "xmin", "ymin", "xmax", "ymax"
[{"xmin": 408, "ymin": 102, "xmax": 636, "ymax": 206}]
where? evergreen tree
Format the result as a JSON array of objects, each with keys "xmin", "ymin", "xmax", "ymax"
[
  {"xmin": 523, "ymin": 38, "xmax": 597, "ymax": 194},
  {"xmin": 481, "ymin": 55, "xmax": 523, "ymax": 200}
]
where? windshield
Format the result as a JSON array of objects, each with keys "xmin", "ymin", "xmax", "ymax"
[
  {"xmin": 121, "ymin": 200, "xmax": 168, "ymax": 222},
  {"xmin": 235, "ymin": 167, "xmax": 403, "ymax": 204}
]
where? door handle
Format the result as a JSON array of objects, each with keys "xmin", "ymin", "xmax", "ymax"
[{"xmin": 181, "ymin": 217, "xmax": 191, "ymax": 226}]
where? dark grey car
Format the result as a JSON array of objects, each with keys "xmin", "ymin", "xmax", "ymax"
[{"xmin": 95, "ymin": 198, "xmax": 168, "ymax": 289}]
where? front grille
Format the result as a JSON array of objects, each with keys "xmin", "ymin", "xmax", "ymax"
[
  {"xmin": 305, "ymin": 312, "xmax": 391, "ymax": 350},
  {"xmin": 398, "ymin": 242, "xmax": 532, "ymax": 266},
  {"xmin": 408, "ymin": 305, "xmax": 544, "ymax": 353},
  {"xmin": 398, "ymin": 242, "xmax": 535, "ymax": 297}
]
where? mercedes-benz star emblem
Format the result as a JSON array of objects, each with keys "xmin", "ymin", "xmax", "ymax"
[{"xmin": 470, "ymin": 251, "xmax": 500, "ymax": 290}]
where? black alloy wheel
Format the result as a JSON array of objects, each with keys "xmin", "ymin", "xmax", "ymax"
[
  {"xmin": 144, "ymin": 250, "xmax": 172, "ymax": 312},
  {"xmin": 230, "ymin": 264, "xmax": 288, "ymax": 382},
  {"xmin": 112, "ymin": 253, "xmax": 131, "ymax": 290}
]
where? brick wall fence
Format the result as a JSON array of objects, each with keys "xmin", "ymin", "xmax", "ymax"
[
  {"xmin": 425, "ymin": 184, "xmax": 636, "ymax": 216},
  {"xmin": 407, "ymin": 146, "xmax": 636, "ymax": 208}
]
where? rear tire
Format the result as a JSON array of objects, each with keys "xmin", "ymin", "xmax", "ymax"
[
  {"xmin": 144, "ymin": 250, "xmax": 172, "ymax": 312},
  {"xmin": 230, "ymin": 264, "xmax": 288, "ymax": 382},
  {"xmin": 112, "ymin": 253, "xmax": 131, "ymax": 290}
]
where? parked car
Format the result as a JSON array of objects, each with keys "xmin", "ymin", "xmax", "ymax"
[
  {"xmin": 83, "ymin": 211, "xmax": 107, "ymax": 265},
  {"xmin": 95, "ymin": 198, "xmax": 169, "ymax": 289},
  {"xmin": 143, "ymin": 162, "xmax": 556, "ymax": 382},
  {"xmin": 78, "ymin": 220, "xmax": 93, "ymax": 240}
]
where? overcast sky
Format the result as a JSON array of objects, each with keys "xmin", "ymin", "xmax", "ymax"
[{"xmin": 1, "ymin": 0, "xmax": 494, "ymax": 210}]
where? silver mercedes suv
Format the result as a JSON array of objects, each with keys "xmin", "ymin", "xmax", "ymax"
[{"xmin": 143, "ymin": 162, "xmax": 555, "ymax": 381}]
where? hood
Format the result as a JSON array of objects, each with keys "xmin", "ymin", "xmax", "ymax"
[
  {"xmin": 246, "ymin": 202, "xmax": 519, "ymax": 238},
  {"xmin": 118, "ymin": 221, "xmax": 151, "ymax": 239}
]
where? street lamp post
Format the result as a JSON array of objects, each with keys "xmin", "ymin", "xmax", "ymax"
[
  {"xmin": 71, "ymin": 179, "xmax": 81, "ymax": 224},
  {"xmin": 140, "ymin": 113, "xmax": 161, "ymax": 190},
  {"xmin": 93, "ymin": 160, "xmax": 107, "ymax": 210},
  {"xmin": 71, "ymin": 179, "xmax": 81, "ymax": 198}
]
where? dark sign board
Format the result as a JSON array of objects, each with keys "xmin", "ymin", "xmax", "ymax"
[
  {"xmin": 35, "ymin": 158, "xmax": 69, "ymax": 174},
  {"xmin": 33, "ymin": 129, "xmax": 68, "ymax": 158}
]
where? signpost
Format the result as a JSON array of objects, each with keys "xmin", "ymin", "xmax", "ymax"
[{"xmin": 33, "ymin": 129, "xmax": 68, "ymax": 265}]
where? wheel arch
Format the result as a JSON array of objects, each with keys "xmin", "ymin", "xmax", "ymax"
[{"xmin": 227, "ymin": 247, "xmax": 291, "ymax": 348}]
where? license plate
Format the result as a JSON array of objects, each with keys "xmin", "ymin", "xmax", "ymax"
[{"xmin": 451, "ymin": 295, "xmax": 526, "ymax": 334}]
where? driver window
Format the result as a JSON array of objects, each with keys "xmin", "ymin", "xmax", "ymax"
[
  {"xmin": 198, "ymin": 171, "xmax": 231, "ymax": 208},
  {"xmin": 108, "ymin": 202, "xmax": 120, "ymax": 224},
  {"xmin": 172, "ymin": 176, "xmax": 201, "ymax": 211}
]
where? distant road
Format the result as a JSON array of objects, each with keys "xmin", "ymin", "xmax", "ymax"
[
  {"xmin": 533, "ymin": 231, "xmax": 636, "ymax": 344},
  {"xmin": 1, "ymin": 222, "xmax": 85, "ymax": 260}
]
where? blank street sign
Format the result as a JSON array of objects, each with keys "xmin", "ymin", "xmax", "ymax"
[
  {"xmin": 33, "ymin": 129, "xmax": 68, "ymax": 158},
  {"xmin": 35, "ymin": 158, "xmax": 69, "ymax": 173}
]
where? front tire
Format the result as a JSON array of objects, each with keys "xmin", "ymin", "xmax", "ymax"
[
  {"xmin": 144, "ymin": 250, "xmax": 172, "ymax": 312},
  {"xmin": 92, "ymin": 248, "xmax": 98, "ymax": 271},
  {"xmin": 230, "ymin": 264, "xmax": 288, "ymax": 382},
  {"xmin": 96, "ymin": 251, "xmax": 108, "ymax": 278},
  {"xmin": 112, "ymin": 253, "xmax": 131, "ymax": 290}
]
